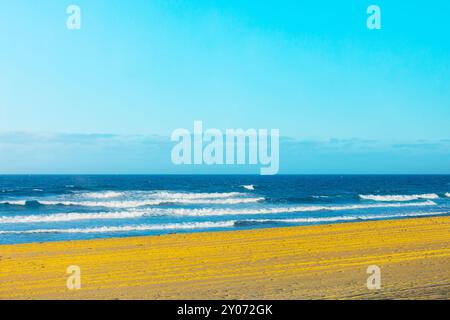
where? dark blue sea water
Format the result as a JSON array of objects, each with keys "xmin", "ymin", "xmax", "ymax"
[{"xmin": 0, "ymin": 175, "xmax": 449, "ymax": 244}]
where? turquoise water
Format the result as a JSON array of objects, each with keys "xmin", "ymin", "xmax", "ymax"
[{"xmin": 0, "ymin": 175, "xmax": 449, "ymax": 244}]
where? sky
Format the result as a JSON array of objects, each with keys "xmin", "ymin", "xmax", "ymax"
[{"xmin": 0, "ymin": 0, "xmax": 449, "ymax": 174}]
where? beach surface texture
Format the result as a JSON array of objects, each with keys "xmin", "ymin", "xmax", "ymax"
[{"xmin": 1, "ymin": 217, "xmax": 449, "ymax": 300}]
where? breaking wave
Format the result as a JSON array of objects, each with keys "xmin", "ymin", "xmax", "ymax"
[
  {"xmin": 0, "ymin": 221, "xmax": 235, "ymax": 234},
  {"xmin": 0, "ymin": 197, "xmax": 264, "ymax": 208},
  {"xmin": 80, "ymin": 191, "xmax": 124, "ymax": 199},
  {"xmin": 2, "ymin": 210, "xmax": 447, "ymax": 235},
  {"xmin": 140, "ymin": 200, "xmax": 437, "ymax": 217},
  {"xmin": 0, "ymin": 201, "xmax": 437, "ymax": 224},
  {"xmin": 359, "ymin": 194, "xmax": 439, "ymax": 202},
  {"xmin": 0, "ymin": 211, "xmax": 145, "ymax": 224},
  {"xmin": 237, "ymin": 211, "xmax": 449, "ymax": 226},
  {"xmin": 0, "ymin": 191, "xmax": 261, "ymax": 208},
  {"xmin": 152, "ymin": 191, "xmax": 244, "ymax": 199}
]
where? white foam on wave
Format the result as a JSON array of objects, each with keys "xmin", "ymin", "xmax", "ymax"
[
  {"xmin": 80, "ymin": 191, "xmax": 124, "ymax": 199},
  {"xmin": 37, "ymin": 197, "xmax": 264, "ymax": 208},
  {"xmin": 359, "ymin": 194, "xmax": 439, "ymax": 202},
  {"xmin": 0, "ymin": 211, "xmax": 145, "ymax": 224},
  {"xmin": 0, "ymin": 191, "xmax": 257, "ymax": 208},
  {"xmin": 0, "ymin": 196, "xmax": 263, "ymax": 208},
  {"xmin": 242, "ymin": 185, "xmax": 255, "ymax": 191},
  {"xmin": 0, "ymin": 200, "xmax": 437, "ymax": 225},
  {"xmin": 247, "ymin": 210, "xmax": 448, "ymax": 224},
  {"xmin": 2, "ymin": 209, "xmax": 447, "ymax": 235},
  {"xmin": 0, "ymin": 221, "xmax": 235, "ymax": 235},
  {"xmin": 39, "ymin": 200, "xmax": 163, "ymax": 208},
  {"xmin": 141, "ymin": 200, "xmax": 437, "ymax": 217},
  {"xmin": 445, "ymin": 192, "xmax": 450, "ymax": 198},
  {"xmin": 80, "ymin": 191, "xmax": 244, "ymax": 199},
  {"xmin": 187, "ymin": 197, "xmax": 264, "ymax": 204},
  {"xmin": 154, "ymin": 191, "xmax": 244, "ymax": 199}
]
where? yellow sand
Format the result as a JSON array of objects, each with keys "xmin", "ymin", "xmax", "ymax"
[{"xmin": 1, "ymin": 217, "xmax": 449, "ymax": 300}]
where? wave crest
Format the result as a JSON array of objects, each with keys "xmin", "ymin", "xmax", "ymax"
[
  {"xmin": 359, "ymin": 194, "xmax": 439, "ymax": 202},
  {"xmin": 0, "ymin": 211, "xmax": 145, "ymax": 224},
  {"xmin": 2, "ymin": 209, "xmax": 447, "ymax": 235},
  {"xmin": 80, "ymin": 191, "xmax": 124, "ymax": 199},
  {"xmin": 153, "ymin": 191, "xmax": 244, "ymax": 199},
  {"xmin": 238, "ymin": 211, "xmax": 448, "ymax": 225},
  {"xmin": 0, "ymin": 221, "xmax": 235, "ymax": 234},
  {"xmin": 141, "ymin": 200, "xmax": 437, "ymax": 217},
  {"xmin": 0, "ymin": 197, "xmax": 264, "ymax": 208}
]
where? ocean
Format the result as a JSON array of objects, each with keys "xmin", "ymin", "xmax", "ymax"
[{"xmin": 0, "ymin": 175, "xmax": 449, "ymax": 244}]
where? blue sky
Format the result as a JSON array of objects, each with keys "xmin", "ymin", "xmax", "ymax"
[{"xmin": 0, "ymin": 1, "xmax": 449, "ymax": 173}]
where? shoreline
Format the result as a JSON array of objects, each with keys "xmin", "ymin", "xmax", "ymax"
[{"xmin": 1, "ymin": 216, "xmax": 449, "ymax": 300}]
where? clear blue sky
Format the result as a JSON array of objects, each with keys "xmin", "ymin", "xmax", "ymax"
[{"xmin": 0, "ymin": 1, "xmax": 449, "ymax": 173}]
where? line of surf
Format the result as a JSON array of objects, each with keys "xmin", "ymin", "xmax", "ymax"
[
  {"xmin": 1, "ymin": 210, "xmax": 447, "ymax": 235},
  {"xmin": 0, "ymin": 211, "xmax": 145, "ymax": 224},
  {"xmin": 238, "ymin": 210, "xmax": 449, "ymax": 225},
  {"xmin": 0, "ymin": 200, "xmax": 437, "ymax": 224},
  {"xmin": 359, "ymin": 193, "xmax": 439, "ymax": 202},
  {"xmin": 0, "ymin": 221, "xmax": 235, "ymax": 234},
  {"xmin": 76, "ymin": 191, "xmax": 245, "ymax": 199},
  {"xmin": 0, "ymin": 197, "xmax": 264, "ymax": 208},
  {"xmin": 141, "ymin": 200, "xmax": 437, "ymax": 217}
]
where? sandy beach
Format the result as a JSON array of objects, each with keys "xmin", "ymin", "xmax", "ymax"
[{"xmin": 1, "ymin": 216, "xmax": 449, "ymax": 300}]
